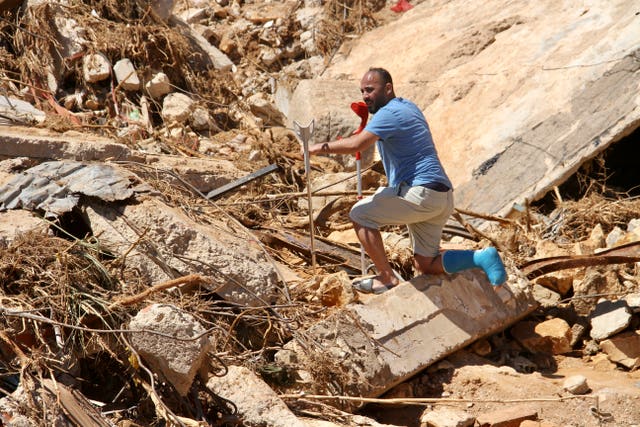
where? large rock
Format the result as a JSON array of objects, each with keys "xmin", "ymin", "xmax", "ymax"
[
  {"xmin": 599, "ymin": 330, "xmax": 640, "ymax": 370},
  {"xmin": 275, "ymin": 271, "xmax": 537, "ymax": 402},
  {"xmin": 128, "ymin": 304, "xmax": 210, "ymax": 396},
  {"xmin": 206, "ymin": 365, "xmax": 307, "ymax": 427},
  {"xmin": 589, "ymin": 299, "xmax": 632, "ymax": 341},
  {"xmin": 309, "ymin": 0, "xmax": 640, "ymax": 218},
  {"xmin": 86, "ymin": 197, "xmax": 280, "ymax": 306}
]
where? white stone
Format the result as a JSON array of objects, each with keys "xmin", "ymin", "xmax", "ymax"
[
  {"xmin": 82, "ymin": 52, "xmax": 111, "ymax": 83},
  {"xmin": 590, "ymin": 300, "xmax": 632, "ymax": 341},
  {"xmin": 627, "ymin": 218, "xmax": 640, "ymax": 232},
  {"xmin": 145, "ymin": 72, "xmax": 171, "ymax": 99},
  {"xmin": 128, "ymin": 304, "xmax": 211, "ymax": 396},
  {"xmin": 178, "ymin": 7, "xmax": 207, "ymax": 23},
  {"xmin": 55, "ymin": 16, "xmax": 88, "ymax": 58},
  {"xmin": 420, "ymin": 407, "xmax": 475, "ymax": 427},
  {"xmin": 563, "ymin": 375, "xmax": 590, "ymax": 395},
  {"xmin": 605, "ymin": 226, "xmax": 625, "ymax": 248},
  {"xmin": 162, "ymin": 92, "xmax": 194, "ymax": 124},
  {"xmin": 113, "ymin": 58, "xmax": 141, "ymax": 91},
  {"xmin": 190, "ymin": 106, "xmax": 213, "ymax": 131},
  {"xmin": 624, "ymin": 293, "xmax": 640, "ymax": 313}
]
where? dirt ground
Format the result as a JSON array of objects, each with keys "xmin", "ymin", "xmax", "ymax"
[{"xmin": 362, "ymin": 351, "xmax": 640, "ymax": 426}]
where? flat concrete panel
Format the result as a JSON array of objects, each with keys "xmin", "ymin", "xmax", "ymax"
[{"xmin": 277, "ymin": 271, "xmax": 537, "ymax": 400}]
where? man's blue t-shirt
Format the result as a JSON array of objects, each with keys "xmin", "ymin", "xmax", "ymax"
[{"xmin": 364, "ymin": 97, "xmax": 452, "ymax": 189}]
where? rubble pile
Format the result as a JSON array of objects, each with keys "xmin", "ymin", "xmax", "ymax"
[
  {"xmin": 0, "ymin": 0, "xmax": 383, "ymax": 145},
  {"xmin": 0, "ymin": 1, "xmax": 639, "ymax": 427}
]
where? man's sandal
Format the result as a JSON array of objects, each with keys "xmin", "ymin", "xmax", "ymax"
[{"xmin": 352, "ymin": 277, "xmax": 394, "ymax": 294}]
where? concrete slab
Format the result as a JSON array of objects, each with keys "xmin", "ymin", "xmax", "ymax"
[
  {"xmin": 276, "ymin": 271, "xmax": 537, "ymax": 400},
  {"xmin": 0, "ymin": 126, "xmax": 245, "ymax": 194},
  {"xmin": 86, "ymin": 197, "xmax": 281, "ymax": 306}
]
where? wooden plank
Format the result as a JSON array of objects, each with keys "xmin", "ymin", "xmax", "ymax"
[
  {"xmin": 254, "ymin": 228, "xmax": 366, "ymax": 273},
  {"xmin": 42, "ymin": 379, "xmax": 112, "ymax": 427}
]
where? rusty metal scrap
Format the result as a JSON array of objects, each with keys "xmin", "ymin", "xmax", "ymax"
[{"xmin": 519, "ymin": 241, "xmax": 640, "ymax": 280}]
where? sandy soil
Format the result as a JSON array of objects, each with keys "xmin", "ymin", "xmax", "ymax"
[{"xmin": 362, "ymin": 351, "xmax": 640, "ymax": 426}]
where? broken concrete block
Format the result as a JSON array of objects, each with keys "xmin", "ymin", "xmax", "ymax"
[
  {"xmin": 169, "ymin": 16, "xmax": 234, "ymax": 72},
  {"xmin": 623, "ymin": 293, "xmax": 640, "ymax": 313},
  {"xmin": 0, "ymin": 126, "xmax": 145, "ymax": 163},
  {"xmin": 0, "ymin": 127, "xmax": 245, "ymax": 195},
  {"xmin": 82, "ymin": 52, "xmax": 111, "ymax": 83},
  {"xmin": 128, "ymin": 304, "xmax": 211, "ymax": 396},
  {"xmin": 511, "ymin": 318, "xmax": 572, "ymax": 355},
  {"xmin": 420, "ymin": 406, "xmax": 475, "ymax": 427},
  {"xmin": 145, "ymin": 72, "xmax": 172, "ymax": 99},
  {"xmin": 162, "ymin": 92, "xmax": 194, "ymax": 124},
  {"xmin": 275, "ymin": 272, "xmax": 537, "ymax": 401},
  {"xmin": 0, "ymin": 96, "xmax": 46, "ymax": 125},
  {"xmin": 563, "ymin": 375, "xmax": 590, "ymax": 395},
  {"xmin": 0, "ymin": 210, "xmax": 48, "ymax": 246},
  {"xmin": 599, "ymin": 330, "xmax": 640, "ymax": 370},
  {"xmin": 589, "ymin": 299, "xmax": 631, "ymax": 341},
  {"xmin": 86, "ymin": 197, "xmax": 280, "ymax": 306},
  {"xmin": 206, "ymin": 365, "xmax": 306, "ymax": 427},
  {"xmin": 113, "ymin": 58, "xmax": 141, "ymax": 91},
  {"xmin": 177, "ymin": 7, "xmax": 207, "ymax": 23},
  {"xmin": 475, "ymin": 406, "xmax": 537, "ymax": 427},
  {"xmin": 247, "ymin": 93, "xmax": 285, "ymax": 126}
]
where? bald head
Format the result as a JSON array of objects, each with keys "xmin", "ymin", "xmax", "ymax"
[{"xmin": 360, "ymin": 68, "xmax": 395, "ymax": 114}]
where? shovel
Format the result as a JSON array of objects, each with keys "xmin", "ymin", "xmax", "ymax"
[
  {"xmin": 349, "ymin": 101, "xmax": 369, "ymax": 275},
  {"xmin": 293, "ymin": 119, "xmax": 317, "ymax": 272}
]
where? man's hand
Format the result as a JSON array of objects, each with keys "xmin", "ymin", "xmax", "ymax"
[
  {"xmin": 306, "ymin": 131, "xmax": 378, "ymax": 157},
  {"xmin": 308, "ymin": 142, "xmax": 330, "ymax": 155}
]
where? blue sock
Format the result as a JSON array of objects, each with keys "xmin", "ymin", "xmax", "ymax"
[{"xmin": 442, "ymin": 247, "xmax": 507, "ymax": 286}]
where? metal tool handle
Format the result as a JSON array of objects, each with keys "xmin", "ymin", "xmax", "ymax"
[{"xmin": 293, "ymin": 120, "xmax": 317, "ymax": 273}]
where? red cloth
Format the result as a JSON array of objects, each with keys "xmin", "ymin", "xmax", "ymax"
[
  {"xmin": 391, "ymin": 0, "xmax": 413, "ymax": 12},
  {"xmin": 350, "ymin": 101, "xmax": 369, "ymax": 135}
]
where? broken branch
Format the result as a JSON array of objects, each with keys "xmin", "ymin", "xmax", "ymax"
[{"xmin": 108, "ymin": 274, "xmax": 208, "ymax": 310}]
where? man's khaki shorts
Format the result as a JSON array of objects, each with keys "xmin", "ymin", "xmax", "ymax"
[{"xmin": 349, "ymin": 183, "xmax": 454, "ymax": 257}]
